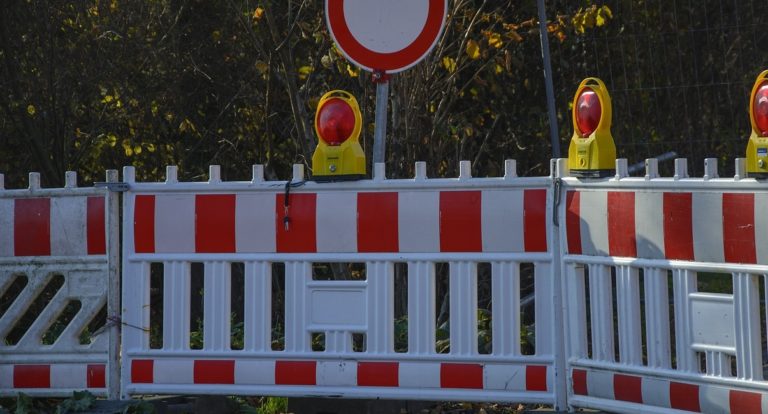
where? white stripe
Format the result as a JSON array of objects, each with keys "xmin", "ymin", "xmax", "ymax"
[
  {"xmin": 586, "ymin": 370, "xmax": 614, "ymax": 400},
  {"xmin": 316, "ymin": 192, "xmax": 357, "ymax": 252},
  {"xmin": 317, "ymin": 360, "xmax": 356, "ymax": 386},
  {"xmin": 50, "ymin": 364, "xmax": 86, "ymax": 388},
  {"xmin": 399, "ymin": 362, "xmax": 440, "ymax": 389},
  {"xmin": 579, "ymin": 191, "xmax": 609, "ymax": 256},
  {"xmin": 0, "ymin": 199, "xmax": 13, "ymax": 257},
  {"xmin": 755, "ymin": 193, "xmax": 768, "ymax": 265},
  {"xmin": 692, "ymin": 193, "xmax": 724, "ymax": 263},
  {"xmin": 398, "ymin": 191, "xmax": 439, "ymax": 252},
  {"xmin": 635, "ymin": 191, "xmax": 665, "ymax": 259},
  {"xmin": 50, "ymin": 197, "xmax": 86, "ymax": 256},
  {"xmin": 234, "ymin": 360, "xmax": 275, "ymax": 385},
  {"xmin": 481, "ymin": 190, "xmax": 524, "ymax": 252},
  {"xmin": 154, "ymin": 360, "xmax": 193, "ymax": 384},
  {"xmin": 641, "ymin": 377, "xmax": 670, "ymax": 409},
  {"xmin": 154, "ymin": 194, "xmax": 195, "ymax": 253},
  {"xmin": 235, "ymin": 194, "xmax": 276, "ymax": 253},
  {"xmin": 698, "ymin": 384, "xmax": 729, "ymax": 414},
  {"xmin": 762, "ymin": 392, "xmax": 768, "ymax": 414},
  {"xmin": 484, "ymin": 364, "xmax": 525, "ymax": 391},
  {"xmin": 0, "ymin": 365, "xmax": 12, "ymax": 388}
]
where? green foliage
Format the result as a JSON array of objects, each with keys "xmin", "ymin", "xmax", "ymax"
[
  {"xmin": 256, "ymin": 397, "xmax": 287, "ymax": 414},
  {"xmin": 0, "ymin": 0, "xmax": 620, "ymax": 186},
  {"xmin": 121, "ymin": 400, "xmax": 155, "ymax": 414},
  {"xmin": 54, "ymin": 391, "xmax": 95, "ymax": 414}
]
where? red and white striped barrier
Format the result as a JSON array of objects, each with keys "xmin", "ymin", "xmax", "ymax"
[
  {"xmin": 0, "ymin": 364, "xmax": 106, "ymax": 391},
  {"xmin": 130, "ymin": 189, "xmax": 548, "ymax": 254},
  {"xmin": 571, "ymin": 368, "xmax": 768, "ymax": 413},
  {"xmin": 127, "ymin": 359, "xmax": 548, "ymax": 392},
  {"xmin": 565, "ymin": 190, "xmax": 768, "ymax": 264},
  {"xmin": 0, "ymin": 196, "xmax": 105, "ymax": 257}
]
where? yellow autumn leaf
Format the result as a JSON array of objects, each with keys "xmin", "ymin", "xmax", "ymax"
[
  {"xmin": 442, "ymin": 56, "xmax": 457, "ymax": 73},
  {"xmin": 298, "ymin": 65, "xmax": 313, "ymax": 80},
  {"xmin": 466, "ymin": 39, "xmax": 481, "ymax": 59},
  {"xmin": 27, "ymin": 104, "xmax": 36, "ymax": 116},
  {"xmin": 255, "ymin": 61, "xmax": 269, "ymax": 74},
  {"xmin": 487, "ymin": 32, "xmax": 503, "ymax": 49},
  {"xmin": 346, "ymin": 64, "xmax": 359, "ymax": 78},
  {"xmin": 252, "ymin": 7, "xmax": 264, "ymax": 22},
  {"xmin": 146, "ymin": 143, "xmax": 156, "ymax": 153},
  {"xmin": 601, "ymin": 5, "xmax": 613, "ymax": 18}
]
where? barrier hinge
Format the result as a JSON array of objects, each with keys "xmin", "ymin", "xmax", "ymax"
[{"xmin": 94, "ymin": 182, "xmax": 130, "ymax": 192}]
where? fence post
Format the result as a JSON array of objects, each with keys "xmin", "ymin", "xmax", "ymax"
[
  {"xmin": 106, "ymin": 169, "xmax": 121, "ymax": 400},
  {"xmin": 551, "ymin": 159, "xmax": 567, "ymax": 410}
]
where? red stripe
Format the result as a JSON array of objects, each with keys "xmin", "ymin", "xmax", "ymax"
[
  {"xmin": 134, "ymin": 195, "xmax": 155, "ymax": 253},
  {"xmin": 131, "ymin": 359, "xmax": 154, "ymax": 384},
  {"xmin": 14, "ymin": 198, "xmax": 51, "ymax": 256},
  {"xmin": 193, "ymin": 360, "xmax": 235, "ymax": 384},
  {"xmin": 525, "ymin": 365, "xmax": 547, "ymax": 391},
  {"xmin": 357, "ymin": 362, "xmax": 399, "ymax": 387},
  {"xmin": 357, "ymin": 192, "xmax": 398, "ymax": 252},
  {"xmin": 276, "ymin": 194, "xmax": 317, "ymax": 253},
  {"xmin": 13, "ymin": 365, "xmax": 50, "ymax": 388},
  {"xmin": 195, "ymin": 194, "xmax": 236, "ymax": 253},
  {"xmin": 565, "ymin": 191, "xmax": 582, "ymax": 254},
  {"xmin": 730, "ymin": 389, "xmax": 762, "ymax": 413},
  {"xmin": 275, "ymin": 361, "xmax": 316, "ymax": 385},
  {"xmin": 723, "ymin": 193, "xmax": 756, "ymax": 264},
  {"xmin": 87, "ymin": 364, "xmax": 106, "ymax": 388},
  {"xmin": 670, "ymin": 382, "xmax": 700, "ymax": 412},
  {"xmin": 607, "ymin": 192, "xmax": 636, "ymax": 257},
  {"xmin": 439, "ymin": 191, "xmax": 482, "ymax": 252},
  {"xmin": 86, "ymin": 197, "xmax": 106, "ymax": 255},
  {"xmin": 663, "ymin": 193, "xmax": 694, "ymax": 260},
  {"xmin": 572, "ymin": 368, "xmax": 588, "ymax": 395},
  {"xmin": 524, "ymin": 189, "xmax": 548, "ymax": 252},
  {"xmin": 440, "ymin": 363, "xmax": 483, "ymax": 389},
  {"xmin": 613, "ymin": 374, "xmax": 642, "ymax": 403}
]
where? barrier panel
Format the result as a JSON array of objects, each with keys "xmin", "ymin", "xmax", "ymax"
[
  {"xmin": 560, "ymin": 158, "xmax": 768, "ymax": 413},
  {"xmin": 0, "ymin": 171, "xmax": 119, "ymax": 398},
  {"xmin": 119, "ymin": 161, "xmax": 566, "ymax": 406}
]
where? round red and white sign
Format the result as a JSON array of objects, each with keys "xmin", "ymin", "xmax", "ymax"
[{"xmin": 325, "ymin": 0, "xmax": 448, "ymax": 74}]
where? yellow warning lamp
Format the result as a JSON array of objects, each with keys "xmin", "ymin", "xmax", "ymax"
[
  {"xmin": 311, "ymin": 90, "xmax": 366, "ymax": 181},
  {"xmin": 746, "ymin": 70, "xmax": 768, "ymax": 178},
  {"xmin": 567, "ymin": 78, "xmax": 617, "ymax": 178}
]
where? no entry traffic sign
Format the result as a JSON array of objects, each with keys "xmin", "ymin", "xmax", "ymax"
[{"xmin": 326, "ymin": 0, "xmax": 448, "ymax": 74}]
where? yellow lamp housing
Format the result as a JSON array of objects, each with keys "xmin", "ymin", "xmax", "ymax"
[
  {"xmin": 311, "ymin": 90, "xmax": 366, "ymax": 181},
  {"xmin": 746, "ymin": 70, "xmax": 768, "ymax": 178},
  {"xmin": 567, "ymin": 77, "xmax": 617, "ymax": 178}
]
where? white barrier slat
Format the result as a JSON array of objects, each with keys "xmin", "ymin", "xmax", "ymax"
[
  {"xmin": 316, "ymin": 192, "xmax": 357, "ymax": 252},
  {"xmin": 588, "ymin": 264, "xmax": 614, "ymax": 362},
  {"xmin": 244, "ymin": 261, "xmax": 271, "ymax": 352},
  {"xmin": 691, "ymin": 193, "xmax": 724, "ymax": 263},
  {"xmin": 615, "ymin": 265, "xmax": 642, "ymax": 365},
  {"xmin": 643, "ymin": 267, "xmax": 671, "ymax": 369},
  {"xmin": 579, "ymin": 192, "xmax": 608, "ymax": 256},
  {"xmin": 367, "ymin": 261, "xmax": 394, "ymax": 354},
  {"xmin": 284, "ymin": 261, "xmax": 310, "ymax": 352},
  {"xmin": 155, "ymin": 195, "xmax": 195, "ymax": 253},
  {"xmin": 492, "ymin": 261, "xmax": 521, "ymax": 356},
  {"xmin": 399, "ymin": 192, "xmax": 439, "ymax": 252},
  {"xmin": 672, "ymin": 269, "xmax": 697, "ymax": 372},
  {"xmin": 204, "ymin": 261, "xmax": 231, "ymax": 351},
  {"xmin": 565, "ymin": 264, "xmax": 588, "ymax": 359},
  {"xmin": 163, "ymin": 261, "xmax": 190, "ymax": 351},
  {"xmin": 408, "ymin": 261, "xmax": 435, "ymax": 354},
  {"xmin": 733, "ymin": 272, "xmax": 762, "ymax": 381},
  {"xmin": 535, "ymin": 262, "xmax": 554, "ymax": 356},
  {"xmin": 449, "ymin": 261, "xmax": 477, "ymax": 356}
]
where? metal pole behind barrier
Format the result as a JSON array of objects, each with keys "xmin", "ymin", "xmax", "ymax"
[
  {"xmin": 537, "ymin": 0, "xmax": 561, "ymax": 159},
  {"xmin": 373, "ymin": 79, "xmax": 390, "ymax": 176}
]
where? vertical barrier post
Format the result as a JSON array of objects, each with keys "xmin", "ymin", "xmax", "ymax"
[
  {"xmin": 106, "ymin": 170, "xmax": 121, "ymax": 400},
  {"xmin": 551, "ymin": 158, "xmax": 567, "ymax": 410}
]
